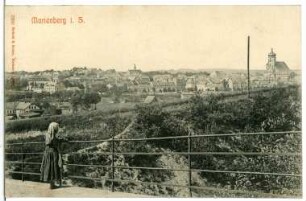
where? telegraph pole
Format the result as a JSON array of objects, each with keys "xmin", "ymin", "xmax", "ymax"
[{"xmin": 247, "ymin": 36, "xmax": 250, "ymax": 98}]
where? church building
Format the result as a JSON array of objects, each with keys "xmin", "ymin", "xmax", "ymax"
[{"xmin": 266, "ymin": 49, "xmax": 290, "ymax": 83}]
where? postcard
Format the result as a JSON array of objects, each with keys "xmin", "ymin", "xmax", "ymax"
[{"xmin": 3, "ymin": 4, "xmax": 302, "ymax": 199}]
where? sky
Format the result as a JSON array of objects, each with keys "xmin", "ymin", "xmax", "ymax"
[{"xmin": 5, "ymin": 6, "xmax": 301, "ymax": 72}]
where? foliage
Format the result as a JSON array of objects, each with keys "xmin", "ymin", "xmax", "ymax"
[
  {"xmin": 186, "ymin": 87, "xmax": 301, "ymax": 194},
  {"xmin": 83, "ymin": 92, "xmax": 101, "ymax": 109},
  {"xmin": 5, "ymin": 86, "xmax": 302, "ymax": 197},
  {"xmin": 133, "ymin": 104, "xmax": 188, "ymax": 150},
  {"xmin": 5, "ymin": 77, "xmax": 28, "ymax": 91},
  {"xmin": 5, "ymin": 105, "xmax": 134, "ymax": 133},
  {"xmin": 249, "ymin": 88, "xmax": 301, "ymax": 132},
  {"xmin": 126, "ymin": 86, "xmax": 301, "ymax": 195}
]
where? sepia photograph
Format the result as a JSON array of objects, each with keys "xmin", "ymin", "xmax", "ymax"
[{"xmin": 2, "ymin": 2, "xmax": 303, "ymax": 199}]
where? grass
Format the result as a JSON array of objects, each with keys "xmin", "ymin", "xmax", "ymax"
[{"xmin": 95, "ymin": 101, "xmax": 136, "ymax": 112}]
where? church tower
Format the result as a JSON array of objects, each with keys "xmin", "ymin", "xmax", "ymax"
[{"xmin": 266, "ymin": 48, "xmax": 276, "ymax": 72}]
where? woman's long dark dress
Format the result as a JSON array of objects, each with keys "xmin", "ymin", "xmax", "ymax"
[{"xmin": 40, "ymin": 135, "xmax": 62, "ymax": 182}]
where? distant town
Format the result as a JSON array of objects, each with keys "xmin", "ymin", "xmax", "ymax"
[{"xmin": 5, "ymin": 49, "xmax": 300, "ymax": 121}]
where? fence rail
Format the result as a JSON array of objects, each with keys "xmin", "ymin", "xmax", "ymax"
[{"xmin": 5, "ymin": 130, "xmax": 302, "ymax": 198}]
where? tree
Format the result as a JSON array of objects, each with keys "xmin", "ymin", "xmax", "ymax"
[
  {"xmin": 5, "ymin": 77, "xmax": 28, "ymax": 90},
  {"xmin": 249, "ymin": 88, "xmax": 301, "ymax": 132},
  {"xmin": 186, "ymin": 87, "xmax": 301, "ymax": 193},
  {"xmin": 62, "ymin": 80, "xmax": 73, "ymax": 88},
  {"xmin": 91, "ymin": 83, "xmax": 108, "ymax": 93},
  {"xmin": 83, "ymin": 92, "xmax": 101, "ymax": 110},
  {"xmin": 70, "ymin": 93, "xmax": 82, "ymax": 113},
  {"xmin": 91, "ymin": 92, "xmax": 101, "ymax": 110},
  {"xmin": 133, "ymin": 104, "xmax": 188, "ymax": 150}
]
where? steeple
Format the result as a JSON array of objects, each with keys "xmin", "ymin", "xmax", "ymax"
[
  {"xmin": 266, "ymin": 48, "xmax": 276, "ymax": 71},
  {"xmin": 268, "ymin": 48, "xmax": 276, "ymax": 57}
]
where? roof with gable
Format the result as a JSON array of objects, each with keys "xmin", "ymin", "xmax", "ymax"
[
  {"xmin": 209, "ymin": 71, "xmax": 227, "ymax": 79},
  {"xmin": 59, "ymin": 102, "xmax": 73, "ymax": 109},
  {"xmin": 16, "ymin": 102, "xmax": 31, "ymax": 110},
  {"xmin": 28, "ymin": 75, "xmax": 51, "ymax": 81},
  {"xmin": 144, "ymin": 96, "xmax": 158, "ymax": 104},
  {"xmin": 6, "ymin": 102, "xmax": 18, "ymax": 110},
  {"xmin": 154, "ymin": 82, "xmax": 176, "ymax": 87},
  {"xmin": 6, "ymin": 102, "xmax": 35, "ymax": 111},
  {"xmin": 275, "ymin": 61, "xmax": 290, "ymax": 72}
]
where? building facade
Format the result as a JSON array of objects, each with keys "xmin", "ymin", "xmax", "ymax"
[{"xmin": 266, "ymin": 49, "xmax": 290, "ymax": 83}]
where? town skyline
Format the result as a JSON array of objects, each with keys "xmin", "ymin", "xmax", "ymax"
[
  {"xmin": 5, "ymin": 6, "xmax": 301, "ymax": 72},
  {"xmin": 5, "ymin": 65, "xmax": 302, "ymax": 73}
]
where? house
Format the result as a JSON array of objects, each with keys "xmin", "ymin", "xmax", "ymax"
[
  {"xmin": 5, "ymin": 102, "xmax": 41, "ymax": 119},
  {"xmin": 52, "ymin": 71, "xmax": 59, "ymax": 83},
  {"xmin": 153, "ymin": 81, "xmax": 176, "ymax": 93},
  {"xmin": 56, "ymin": 82, "xmax": 67, "ymax": 91},
  {"xmin": 66, "ymin": 86, "xmax": 82, "ymax": 92},
  {"xmin": 16, "ymin": 102, "xmax": 40, "ymax": 118},
  {"xmin": 58, "ymin": 102, "xmax": 73, "ymax": 115},
  {"xmin": 227, "ymin": 78, "xmax": 234, "ymax": 91},
  {"xmin": 27, "ymin": 75, "xmax": 58, "ymax": 94},
  {"xmin": 144, "ymin": 96, "xmax": 158, "ymax": 104},
  {"xmin": 181, "ymin": 92, "xmax": 195, "ymax": 99},
  {"xmin": 139, "ymin": 74, "xmax": 151, "ymax": 83},
  {"xmin": 44, "ymin": 82, "xmax": 58, "ymax": 94},
  {"xmin": 116, "ymin": 83, "xmax": 128, "ymax": 92},
  {"xmin": 103, "ymin": 69, "xmax": 120, "ymax": 84},
  {"xmin": 203, "ymin": 71, "xmax": 231, "ymax": 91},
  {"xmin": 152, "ymin": 74, "xmax": 177, "ymax": 93},
  {"xmin": 225, "ymin": 73, "xmax": 248, "ymax": 91},
  {"xmin": 128, "ymin": 75, "xmax": 153, "ymax": 93},
  {"xmin": 15, "ymin": 102, "xmax": 32, "ymax": 117},
  {"xmin": 128, "ymin": 64, "xmax": 142, "ymax": 77},
  {"xmin": 72, "ymin": 67, "xmax": 89, "ymax": 76},
  {"xmin": 196, "ymin": 80, "xmax": 207, "ymax": 91},
  {"xmin": 205, "ymin": 79, "xmax": 220, "ymax": 91},
  {"xmin": 27, "ymin": 76, "xmax": 49, "ymax": 91},
  {"xmin": 106, "ymin": 84, "xmax": 113, "ymax": 90},
  {"xmin": 185, "ymin": 77, "xmax": 196, "ymax": 91},
  {"xmin": 175, "ymin": 74, "xmax": 187, "ymax": 92},
  {"xmin": 153, "ymin": 74, "xmax": 175, "ymax": 83},
  {"xmin": 5, "ymin": 102, "xmax": 17, "ymax": 117},
  {"xmin": 66, "ymin": 76, "xmax": 82, "ymax": 84}
]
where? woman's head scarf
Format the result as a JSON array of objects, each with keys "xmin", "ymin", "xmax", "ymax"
[{"xmin": 46, "ymin": 122, "xmax": 59, "ymax": 145}]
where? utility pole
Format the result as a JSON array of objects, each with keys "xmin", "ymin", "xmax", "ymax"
[{"xmin": 247, "ymin": 36, "xmax": 250, "ymax": 98}]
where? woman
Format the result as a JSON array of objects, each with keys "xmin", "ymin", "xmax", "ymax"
[{"xmin": 40, "ymin": 122, "xmax": 65, "ymax": 189}]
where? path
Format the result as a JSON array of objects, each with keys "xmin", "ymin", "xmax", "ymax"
[{"xmin": 5, "ymin": 179, "xmax": 149, "ymax": 198}]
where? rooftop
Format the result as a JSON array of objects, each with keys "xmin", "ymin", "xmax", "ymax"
[
  {"xmin": 144, "ymin": 96, "xmax": 157, "ymax": 104},
  {"xmin": 275, "ymin": 61, "xmax": 290, "ymax": 72}
]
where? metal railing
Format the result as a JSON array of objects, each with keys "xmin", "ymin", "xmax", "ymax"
[{"xmin": 5, "ymin": 130, "xmax": 302, "ymax": 198}]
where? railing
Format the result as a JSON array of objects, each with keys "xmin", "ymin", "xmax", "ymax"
[{"xmin": 5, "ymin": 130, "xmax": 302, "ymax": 198}]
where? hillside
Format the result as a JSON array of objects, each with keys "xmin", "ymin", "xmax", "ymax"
[{"xmin": 5, "ymin": 86, "xmax": 302, "ymax": 197}]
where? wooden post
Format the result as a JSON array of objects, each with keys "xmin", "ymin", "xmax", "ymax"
[
  {"xmin": 247, "ymin": 36, "xmax": 250, "ymax": 98},
  {"xmin": 73, "ymin": 155, "xmax": 76, "ymax": 179},
  {"xmin": 21, "ymin": 142, "xmax": 24, "ymax": 182},
  {"xmin": 188, "ymin": 128, "xmax": 192, "ymax": 197},
  {"xmin": 59, "ymin": 142, "xmax": 63, "ymax": 187},
  {"xmin": 94, "ymin": 180, "xmax": 97, "ymax": 189},
  {"xmin": 111, "ymin": 134, "xmax": 115, "ymax": 192}
]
